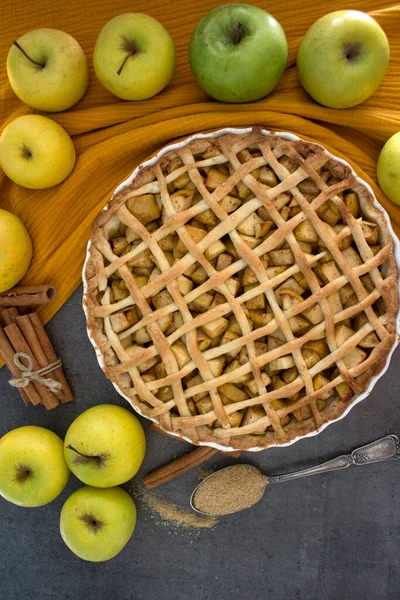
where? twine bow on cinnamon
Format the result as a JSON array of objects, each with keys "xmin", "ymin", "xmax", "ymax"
[{"xmin": 9, "ymin": 352, "xmax": 63, "ymax": 396}]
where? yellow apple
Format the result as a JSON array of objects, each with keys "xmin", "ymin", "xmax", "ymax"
[
  {"xmin": 0, "ymin": 209, "xmax": 33, "ymax": 293},
  {"xmin": 0, "ymin": 426, "xmax": 70, "ymax": 507},
  {"xmin": 0, "ymin": 115, "xmax": 76, "ymax": 189},
  {"xmin": 7, "ymin": 28, "xmax": 89, "ymax": 112},
  {"xmin": 64, "ymin": 404, "xmax": 146, "ymax": 487},
  {"xmin": 377, "ymin": 132, "xmax": 400, "ymax": 206},
  {"xmin": 60, "ymin": 486, "xmax": 137, "ymax": 562},
  {"xmin": 297, "ymin": 11, "xmax": 389, "ymax": 109},
  {"xmin": 93, "ymin": 13, "xmax": 175, "ymax": 100}
]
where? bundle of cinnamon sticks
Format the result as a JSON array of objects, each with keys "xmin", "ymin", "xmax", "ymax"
[{"xmin": 0, "ymin": 285, "xmax": 72, "ymax": 409}]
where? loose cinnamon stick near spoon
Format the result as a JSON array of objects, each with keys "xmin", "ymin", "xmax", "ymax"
[
  {"xmin": 144, "ymin": 446, "xmax": 218, "ymax": 489},
  {"xmin": 144, "ymin": 424, "xmax": 241, "ymax": 488}
]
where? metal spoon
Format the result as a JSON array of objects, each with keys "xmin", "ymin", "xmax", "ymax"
[{"xmin": 190, "ymin": 434, "xmax": 400, "ymax": 516}]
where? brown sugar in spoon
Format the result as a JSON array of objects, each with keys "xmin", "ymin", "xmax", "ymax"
[{"xmin": 190, "ymin": 435, "xmax": 400, "ymax": 516}]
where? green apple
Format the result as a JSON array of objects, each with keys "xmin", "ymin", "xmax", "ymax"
[
  {"xmin": 0, "ymin": 426, "xmax": 69, "ymax": 507},
  {"xmin": 0, "ymin": 115, "xmax": 76, "ymax": 189},
  {"xmin": 64, "ymin": 404, "xmax": 146, "ymax": 487},
  {"xmin": 93, "ymin": 13, "xmax": 175, "ymax": 101},
  {"xmin": 0, "ymin": 209, "xmax": 33, "ymax": 293},
  {"xmin": 189, "ymin": 3, "xmax": 288, "ymax": 103},
  {"xmin": 7, "ymin": 28, "xmax": 89, "ymax": 112},
  {"xmin": 297, "ymin": 10, "xmax": 390, "ymax": 109},
  {"xmin": 377, "ymin": 132, "xmax": 400, "ymax": 206},
  {"xmin": 60, "ymin": 485, "xmax": 136, "ymax": 562}
]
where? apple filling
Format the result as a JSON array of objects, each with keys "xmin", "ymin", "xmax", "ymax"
[{"xmin": 85, "ymin": 131, "xmax": 397, "ymax": 450}]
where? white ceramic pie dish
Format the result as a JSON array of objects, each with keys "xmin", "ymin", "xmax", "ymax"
[{"xmin": 82, "ymin": 127, "xmax": 400, "ymax": 453}]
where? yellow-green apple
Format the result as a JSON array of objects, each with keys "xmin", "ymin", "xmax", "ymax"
[
  {"xmin": 93, "ymin": 13, "xmax": 175, "ymax": 100},
  {"xmin": 0, "ymin": 115, "xmax": 76, "ymax": 189},
  {"xmin": 60, "ymin": 486, "xmax": 136, "ymax": 562},
  {"xmin": 0, "ymin": 209, "xmax": 33, "ymax": 293},
  {"xmin": 7, "ymin": 28, "xmax": 89, "ymax": 112},
  {"xmin": 377, "ymin": 132, "xmax": 400, "ymax": 205},
  {"xmin": 297, "ymin": 10, "xmax": 389, "ymax": 109},
  {"xmin": 189, "ymin": 4, "xmax": 288, "ymax": 103},
  {"xmin": 0, "ymin": 426, "xmax": 70, "ymax": 507},
  {"xmin": 64, "ymin": 404, "xmax": 146, "ymax": 487}
]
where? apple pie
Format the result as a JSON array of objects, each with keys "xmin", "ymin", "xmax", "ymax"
[{"xmin": 84, "ymin": 129, "xmax": 398, "ymax": 450}]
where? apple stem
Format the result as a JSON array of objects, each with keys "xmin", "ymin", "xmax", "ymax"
[
  {"xmin": 231, "ymin": 22, "xmax": 243, "ymax": 46},
  {"xmin": 66, "ymin": 444, "xmax": 108, "ymax": 467},
  {"xmin": 12, "ymin": 41, "xmax": 45, "ymax": 68},
  {"xmin": 117, "ymin": 35, "xmax": 139, "ymax": 76},
  {"xmin": 117, "ymin": 53, "xmax": 132, "ymax": 76}
]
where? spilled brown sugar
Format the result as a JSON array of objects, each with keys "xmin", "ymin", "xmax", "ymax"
[
  {"xmin": 145, "ymin": 492, "xmax": 217, "ymax": 529},
  {"xmin": 132, "ymin": 482, "xmax": 217, "ymax": 530},
  {"xmin": 193, "ymin": 465, "xmax": 268, "ymax": 516}
]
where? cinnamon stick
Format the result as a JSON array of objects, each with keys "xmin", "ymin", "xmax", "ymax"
[
  {"xmin": 0, "ymin": 284, "xmax": 56, "ymax": 307},
  {"xmin": 29, "ymin": 312, "xmax": 73, "ymax": 402},
  {"xmin": 16, "ymin": 314, "xmax": 61, "ymax": 409},
  {"xmin": 0, "ymin": 324, "xmax": 41, "ymax": 405},
  {"xmin": 0, "ymin": 325, "xmax": 30, "ymax": 405},
  {"xmin": 144, "ymin": 446, "xmax": 217, "ymax": 489},
  {"xmin": 4, "ymin": 322, "xmax": 59, "ymax": 410},
  {"xmin": 0, "ymin": 307, "xmax": 19, "ymax": 326},
  {"xmin": 145, "ymin": 426, "xmax": 243, "ymax": 488}
]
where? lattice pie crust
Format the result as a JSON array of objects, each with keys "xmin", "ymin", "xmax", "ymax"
[{"xmin": 84, "ymin": 130, "xmax": 398, "ymax": 450}]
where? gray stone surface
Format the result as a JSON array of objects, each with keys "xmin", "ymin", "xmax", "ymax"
[{"xmin": 1, "ymin": 286, "xmax": 400, "ymax": 600}]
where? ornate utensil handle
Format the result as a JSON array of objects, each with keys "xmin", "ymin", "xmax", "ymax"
[{"xmin": 268, "ymin": 435, "xmax": 400, "ymax": 484}]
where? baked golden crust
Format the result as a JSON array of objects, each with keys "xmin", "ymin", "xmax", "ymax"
[{"xmin": 84, "ymin": 129, "xmax": 398, "ymax": 450}]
